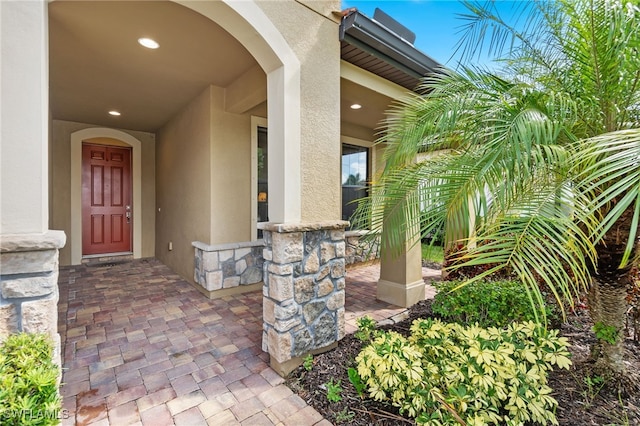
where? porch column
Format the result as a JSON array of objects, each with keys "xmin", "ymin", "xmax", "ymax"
[
  {"xmin": 260, "ymin": 221, "xmax": 349, "ymax": 376},
  {"xmin": 266, "ymin": 65, "xmax": 301, "ymax": 223},
  {"xmin": 377, "ymin": 231, "xmax": 425, "ymax": 308},
  {"xmin": 0, "ymin": 0, "xmax": 66, "ymax": 366}
]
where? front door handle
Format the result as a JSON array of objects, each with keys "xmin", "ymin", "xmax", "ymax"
[{"xmin": 126, "ymin": 205, "xmax": 131, "ymax": 223}]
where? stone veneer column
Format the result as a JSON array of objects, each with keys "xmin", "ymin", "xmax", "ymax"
[
  {"xmin": 260, "ymin": 221, "xmax": 349, "ymax": 376},
  {"xmin": 0, "ymin": 231, "xmax": 66, "ymax": 367}
]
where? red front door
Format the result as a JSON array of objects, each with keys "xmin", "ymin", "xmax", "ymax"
[{"xmin": 82, "ymin": 143, "xmax": 132, "ymax": 255}]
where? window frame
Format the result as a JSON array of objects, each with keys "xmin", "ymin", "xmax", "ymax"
[
  {"xmin": 341, "ymin": 136, "xmax": 374, "ymax": 227},
  {"xmin": 251, "ymin": 116, "xmax": 268, "ymax": 241}
]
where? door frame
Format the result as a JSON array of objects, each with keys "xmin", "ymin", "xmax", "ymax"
[
  {"xmin": 71, "ymin": 128, "xmax": 142, "ymax": 264},
  {"xmin": 81, "ymin": 143, "xmax": 133, "ymax": 255}
]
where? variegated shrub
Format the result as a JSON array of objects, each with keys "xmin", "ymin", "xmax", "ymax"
[{"xmin": 355, "ymin": 319, "xmax": 571, "ymax": 425}]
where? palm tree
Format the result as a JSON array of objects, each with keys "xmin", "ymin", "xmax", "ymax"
[{"xmin": 353, "ymin": 0, "xmax": 640, "ymax": 375}]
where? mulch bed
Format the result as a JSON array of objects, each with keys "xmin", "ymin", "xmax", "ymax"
[{"xmin": 286, "ymin": 299, "xmax": 640, "ymax": 425}]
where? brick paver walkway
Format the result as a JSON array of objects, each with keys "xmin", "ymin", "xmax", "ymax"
[{"xmin": 58, "ymin": 258, "xmax": 438, "ymax": 425}]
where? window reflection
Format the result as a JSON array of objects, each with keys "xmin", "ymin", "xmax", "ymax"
[{"xmin": 342, "ymin": 144, "xmax": 368, "ymax": 225}]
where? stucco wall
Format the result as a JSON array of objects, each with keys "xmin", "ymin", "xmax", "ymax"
[
  {"xmin": 156, "ymin": 85, "xmax": 255, "ymax": 283},
  {"xmin": 49, "ymin": 120, "xmax": 156, "ymax": 265},
  {"xmin": 341, "ymin": 122, "xmax": 377, "ymax": 143},
  {"xmin": 257, "ymin": 0, "xmax": 342, "ymax": 222},
  {"xmin": 155, "ymin": 87, "xmax": 213, "ymax": 283},
  {"xmin": 373, "ymin": 143, "xmax": 387, "ymax": 180},
  {"xmin": 210, "ymin": 86, "xmax": 252, "ymax": 243}
]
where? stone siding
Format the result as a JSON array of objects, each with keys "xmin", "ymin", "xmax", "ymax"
[
  {"xmin": 193, "ymin": 240, "xmax": 264, "ymax": 293},
  {"xmin": 345, "ymin": 230, "xmax": 380, "ymax": 265},
  {"xmin": 0, "ymin": 231, "xmax": 66, "ymax": 368},
  {"xmin": 260, "ymin": 221, "xmax": 349, "ymax": 373}
]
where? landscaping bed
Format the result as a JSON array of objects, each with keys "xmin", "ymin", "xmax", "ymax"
[{"xmin": 286, "ymin": 299, "xmax": 640, "ymax": 425}]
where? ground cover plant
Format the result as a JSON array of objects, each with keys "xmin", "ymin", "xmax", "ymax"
[{"xmin": 0, "ymin": 333, "xmax": 62, "ymax": 425}]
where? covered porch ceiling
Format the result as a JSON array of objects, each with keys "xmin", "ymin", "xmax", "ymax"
[{"xmin": 48, "ymin": 1, "xmax": 392, "ymax": 134}]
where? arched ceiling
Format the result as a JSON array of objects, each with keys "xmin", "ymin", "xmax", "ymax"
[
  {"xmin": 49, "ymin": 0, "xmax": 258, "ymax": 132},
  {"xmin": 49, "ymin": 0, "xmax": 393, "ymax": 134}
]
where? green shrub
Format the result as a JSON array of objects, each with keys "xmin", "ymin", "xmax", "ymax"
[
  {"xmin": 355, "ymin": 319, "xmax": 571, "ymax": 425},
  {"xmin": 0, "ymin": 333, "xmax": 62, "ymax": 425},
  {"xmin": 354, "ymin": 315, "xmax": 377, "ymax": 342},
  {"xmin": 432, "ymin": 280, "xmax": 550, "ymax": 328}
]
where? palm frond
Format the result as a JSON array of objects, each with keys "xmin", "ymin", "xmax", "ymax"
[
  {"xmin": 453, "ymin": 0, "xmax": 544, "ymax": 66},
  {"xmin": 356, "ymin": 0, "xmax": 640, "ymax": 329},
  {"xmin": 574, "ymin": 129, "xmax": 640, "ymax": 267},
  {"xmin": 447, "ymin": 180, "xmax": 596, "ymax": 320}
]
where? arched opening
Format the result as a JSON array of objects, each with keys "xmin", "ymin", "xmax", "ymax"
[
  {"xmin": 70, "ymin": 128, "xmax": 143, "ymax": 265},
  {"xmin": 50, "ymin": 1, "xmax": 303, "ymax": 267},
  {"xmin": 177, "ymin": 0, "xmax": 302, "ymax": 223}
]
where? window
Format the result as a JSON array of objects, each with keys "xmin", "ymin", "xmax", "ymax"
[
  {"xmin": 256, "ymin": 126, "xmax": 268, "ymax": 239},
  {"xmin": 251, "ymin": 117, "xmax": 268, "ymax": 240},
  {"xmin": 342, "ymin": 144, "xmax": 369, "ymax": 224},
  {"xmin": 257, "ymin": 126, "xmax": 268, "ymax": 223}
]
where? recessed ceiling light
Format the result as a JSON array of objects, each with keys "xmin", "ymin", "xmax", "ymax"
[
  {"xmin": 138, "ymin": 37, "xmax": 159, "ymax": 49},
  {"xmin": 350, "ymin": 103, "xmax": 362, "ymax": 110},
  {"xmin": 108, "ymin": 110, "xmax": 121, "ymax": 116}
]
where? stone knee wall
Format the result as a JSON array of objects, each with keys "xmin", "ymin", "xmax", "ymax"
[
  {"xmin": 260, "ymin": 221, "xmax": 349, "ymax": 375},
  {"xmin": 193, "ymin": 240, "xmax": 264, "ymax": 293},
  {"xmin": 0, "ymin": 231, "xmax": 66, "ymax": 367},
  {"xmin": 345, "ymin": 230, "xmax": 380, "ymax": 265}
]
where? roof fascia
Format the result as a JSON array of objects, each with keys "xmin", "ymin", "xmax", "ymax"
[{"xmin": 339, "ymin": 10, "xmax": 441, "ymax": 77}]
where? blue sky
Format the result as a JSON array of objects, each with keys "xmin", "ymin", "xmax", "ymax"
[{"xmin": 341, "ymin": 0, "xmax": 523, "ymax": 68}]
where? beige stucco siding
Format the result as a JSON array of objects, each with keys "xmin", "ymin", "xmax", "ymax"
[
  {"xmin": 49, "ymin": 120, "xmax": 156, "ymax": 265},
  {"xmin": 257, "ymin": 0, "xmax": 342, "ymax": 222},
  {"xmin": 155, "ymin": 85, "xmax": 255, "ymax": 284},
  {"xmin": 156, "ymin": 87, "xmax": 213, "ymax": 283},
  {"xmin": 210, "ymin": 86, "xmax": 252, "ymax": 243},
  {"xmin": 341, "ymin": 122, "xmax": 377, "ymax": 143}
]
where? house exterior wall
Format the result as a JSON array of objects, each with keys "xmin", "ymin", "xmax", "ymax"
[
  {"xmin": 155, "ymin": 84, "xmax": 255, "ymax": 285},
  {"xmin": 49, "ymin": 120, "xmax": 156, "ymax": 265},
  {"xmin": 341, "ymin": 122, "xmax": 377, "ymax": 142},
  {"xmin": 156, "ymin": 86, "xmax": 213, "ymax": 283},
  {"xmin": 210, "ymin": 86, "xmax": 252, "ymax": 243},
  {"xmin": 193, "ymin": 240, "xmax": 264, "ymax": 295}
]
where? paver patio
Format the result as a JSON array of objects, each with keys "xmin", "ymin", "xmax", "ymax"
[{"xmin": 57, "ymin": 258, "xmax": 439, "ymax": 425}]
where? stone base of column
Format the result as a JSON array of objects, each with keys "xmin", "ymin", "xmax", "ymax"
[
  {"xmin": 260, "ymin": 220, "xmax": 349, "ymax": 376},
  {"xmin": 269, "ymin": 342, "xmax": 338, "ymax": 377},
  {"xmin": 377, "ymin": 278, "xmax": 425, "ymax": 308},
  {"xmin": 0, "ymin": 231, "xmax": 66, "ymax": 376}
]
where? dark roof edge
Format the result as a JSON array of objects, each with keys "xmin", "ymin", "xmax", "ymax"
[{"xmin": 339, "ymin": 10, "xmax": 444, "ymax": 78}]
